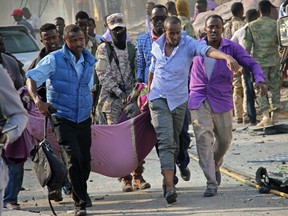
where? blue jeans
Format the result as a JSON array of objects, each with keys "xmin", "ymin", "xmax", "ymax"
[
  {"xmin": 243, "ymin": 69, "xmax": 256, "ymax": 123},
  {"xmin": 4, "ymin": 160, "xmax": 24, "ymax": 205}
]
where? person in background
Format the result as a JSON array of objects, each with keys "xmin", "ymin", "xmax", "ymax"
[
  {"xmin": 189, "ymin": 14, "xmax": 266, "ymax": 198},
  {"xmin": 96, "ymin": 13, "xmax": 151, "ymax": 193},
  {"xmin": 22, "ymin": 7, "xmax": 41, "ymax": 34},
  {"xmin": 231, "ymin": 9, "xmax": 259, "ymax": 125},
  {"xmin": 75, "ymin": 11, "xmax": 97, "ymax": 56},
  {"xmin": 165, "ymin": 1, "xmax": 177, "ymax": 16},
  {"xmin": 176, "ymin": 0, "xmax": 195, "ymax": 37},
  {"xmin": 54, "ymin": 17, "xmax": 65, "ymax": 47},
  {"xmin": 193, "ymin": 0, "xmax": 218, "ymax": 21},
  {"xmin": 222, "ymin": 2, "xmax": 245, "ymax": 40},
  {"xmin": 26, "ymin": 24, "xmax": 96, "ymax": 216},
  {"xmin": 10, "ymin": 8, "xmax": 35, "ymax": 38},
  {"xmin": 0, "ymin": 64, "xmax": 28, "ymax": 215},
  {"xmin": 0, "ymin": 34, "xmax": 25, "ymax": 211},
  {"xmin": 87, "ymin": 17, "xmax": 105, "ymax": 45},
  {"xmin": 223, "ymin": 2, "xmax": 246, "ymax": 124},
  {"xmin": 145, "ymin": 2, "xmax": 155, "ymax": 33},
  {"xmin": 243, "ymin": 0, "xmax": 282, "ymax": 126},
  {"xmin": 136, "ymin": 4, "xmax": 168, "ymax": 84}
]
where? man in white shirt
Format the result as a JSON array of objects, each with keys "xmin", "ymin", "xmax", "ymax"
[{"xmin": 22, "ymin": 7, "xmax": 41, "ymax": 33}]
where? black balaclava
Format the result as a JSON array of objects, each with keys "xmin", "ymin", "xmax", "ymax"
[{"xmin": 111, "ymin": 27, "xmax": 127, "ymax": 50}]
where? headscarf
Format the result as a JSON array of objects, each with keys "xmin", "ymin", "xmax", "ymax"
[{"xmin": 176, "ymin": 0, "xmax": 190, "ymax": 17}]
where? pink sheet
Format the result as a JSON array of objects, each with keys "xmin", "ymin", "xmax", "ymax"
[{"xmin": 27, "ymin": 104, "xmax": 157, "ymax": 178}]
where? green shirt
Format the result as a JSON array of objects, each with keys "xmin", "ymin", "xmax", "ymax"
[{"xmin": 243, "ymin": 16, "xmax": 280, "ymax": 67}]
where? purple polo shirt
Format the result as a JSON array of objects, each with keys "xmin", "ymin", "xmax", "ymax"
[{"xmin": 188, "ymin": 37, "xmax": 265, "ymax": 113}]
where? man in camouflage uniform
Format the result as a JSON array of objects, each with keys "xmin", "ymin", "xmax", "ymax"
[
  {"xmin": 223, "ymin": 2, "xmax": 246, "ymax": 124},
  {"xmin": 243, "ymin": 0, "xmax": 282, "ymax": 126},
  {"xmin": 95, "ymin": 13, "xmax": 151, "ymax": 192}
]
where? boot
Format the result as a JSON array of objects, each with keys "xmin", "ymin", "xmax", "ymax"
[
  {"xmin": 271, "ymin": 111, "xmax": 279, "ymax": 124},
  {"xmin": 120, "ymin": 175, "xmax": 133, "ymax": 192},
  {"xmin": 132, "ymin": 162, "xmax": 151, "ymax": 190},
  {"xmin": 257, "ymin": 111, "xmax": 273, "ymax": 127}
]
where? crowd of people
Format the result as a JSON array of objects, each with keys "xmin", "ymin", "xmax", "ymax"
[{"xmin": 0, "ymin": 0, "xmax": 286, "ymax": 215}]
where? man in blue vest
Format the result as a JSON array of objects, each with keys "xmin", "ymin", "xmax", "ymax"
[{"xmin": 26, "ymin": 24, "xmax": 96, "ymax": 216}]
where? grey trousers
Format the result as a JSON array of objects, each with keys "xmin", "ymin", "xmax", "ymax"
[
  {"xmin": 190, "ymin": 100, "xmax": 233, "ymax": 189},
  {"xmin": 149, "ymin": 98, "xmax": 187, "ymax": 170}
]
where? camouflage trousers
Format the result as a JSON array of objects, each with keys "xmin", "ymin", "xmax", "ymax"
[
  {"xmin": 102, "ymin": 98, "xmax": 124, "ymax": 125},
  {"xmin": 256, "ymin": 66, "xmax": 282, "ymax": 113},
  {"xmin": 233, "ymin": 70, "xmax": 247, "ymax": 120}
]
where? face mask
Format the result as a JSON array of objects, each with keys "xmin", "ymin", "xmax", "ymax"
[{"xmin": 110, "ymin": 27, "xmax": 127, "ymax": 50}]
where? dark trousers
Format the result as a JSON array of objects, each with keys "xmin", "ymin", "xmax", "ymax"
[
  {"xmin": 176, "ymin": 108, "xmax": 191, "ymax": 170},
  {"xmin": 53, "ymin": 117, "xmax": 91, "ymax": 208},
  {"xmin": 243, "ymin": 69, "xmax": 257, "ymax": 124}
]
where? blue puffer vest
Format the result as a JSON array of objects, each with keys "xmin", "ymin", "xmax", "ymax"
[{"xmin": 46, "ymin": 45, "xmax": 96, "ymax": 123}]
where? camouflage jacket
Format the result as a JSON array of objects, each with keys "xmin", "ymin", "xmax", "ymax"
[
  {"xmin": 223, "ymin": 16, "xmax": 245, "ymax": 39},
  {"xmin": 95, "ymin": 42, "xmax": 136, "ymax": 113},
  {"xmin": 178, "ymin": 16, "xmax": 195, "ymax": 38},
  {"xmin": 243, "ymin": 16, "xmax": 280, "ymax": 67}
]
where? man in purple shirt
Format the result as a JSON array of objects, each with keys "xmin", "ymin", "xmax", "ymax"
[
  {"xmin": 148, "ymin": 16, "xmax": 240, "ymax": 204},
  {"xmin": 189, "ymin": 14, "xmax": 266, "ymax": 197}
]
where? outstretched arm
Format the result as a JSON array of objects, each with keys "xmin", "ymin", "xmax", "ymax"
[{"xmin": 206, "ymin": 47, "xmax": 240, "ymax": 72}]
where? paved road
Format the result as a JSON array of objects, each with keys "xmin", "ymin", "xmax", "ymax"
[
  {"xmin": 3, "ymin": 91, "xmax": 288, "ymax": 216},
  {"xmin": 3, "ymin": 130, "xmax": 288, "ymax": 216}
]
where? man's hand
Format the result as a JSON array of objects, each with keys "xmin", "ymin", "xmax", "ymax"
[
  {"xmin": 119, "ymin": 92, "xmax": 127, "ymax": 105},
  {"xmin": 255, "ymin": 82, "xmax": 268, "ymax": 97},
  {"xmin": 226, "ymin": 56, "xmax": 240, "ymax": 72},
  {"xmin": 34, "ymin": 98, "xmax": 53, "ymax": 116}
]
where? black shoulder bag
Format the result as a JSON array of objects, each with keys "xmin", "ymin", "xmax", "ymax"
[{"xmin": 30, "ymin": 115, "xmax": 66, "ymax": 216}]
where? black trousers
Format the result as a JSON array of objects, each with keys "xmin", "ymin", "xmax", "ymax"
[
  {"xmin": 53, "ymin": 116, "xmax": 91, "ymax": 208},
  {"xmin": 243, "ymin": 69, "xmax": 257, "ymax": 124},
  {"xmin": 176, "ymin": 108, "xmax": 191, "ymax": 170}
]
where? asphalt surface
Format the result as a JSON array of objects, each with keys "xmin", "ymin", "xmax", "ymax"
[{"xmin": 2, "ymin": 89, "xmax": 288, "ymax": 216}]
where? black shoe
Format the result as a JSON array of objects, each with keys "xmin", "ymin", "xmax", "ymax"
[
  {"xmin": 62, "ymin": 181, "xmax": 72, "ymax": 195},
  {"xmin": 74, "ymin": 207, "xmax": 86, "ymax": 216},
  {"xmin": 173, "ymin": 175, "xmax": 179, "ymax": 185},
  {"xmin": 86, "ymin": 194, "xmax": 92, "ymax": 207},
  {"xmin": 215, "ymin": 171, "xmax": 221, "ymax": 186},
  {"xmin": 204, "ymin": 188, "xmax": 217, "ymax": 197},
  {"xmin": 180, "ymin": 167, "xmax": 191, "ymax": 181},
  {"xmin": 165, "ymin": 188, "xmax": 177, "ymax": 204},
  {"xmin": 49, "ymin": 189, "xmax": 63, "ymax": 202}
]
